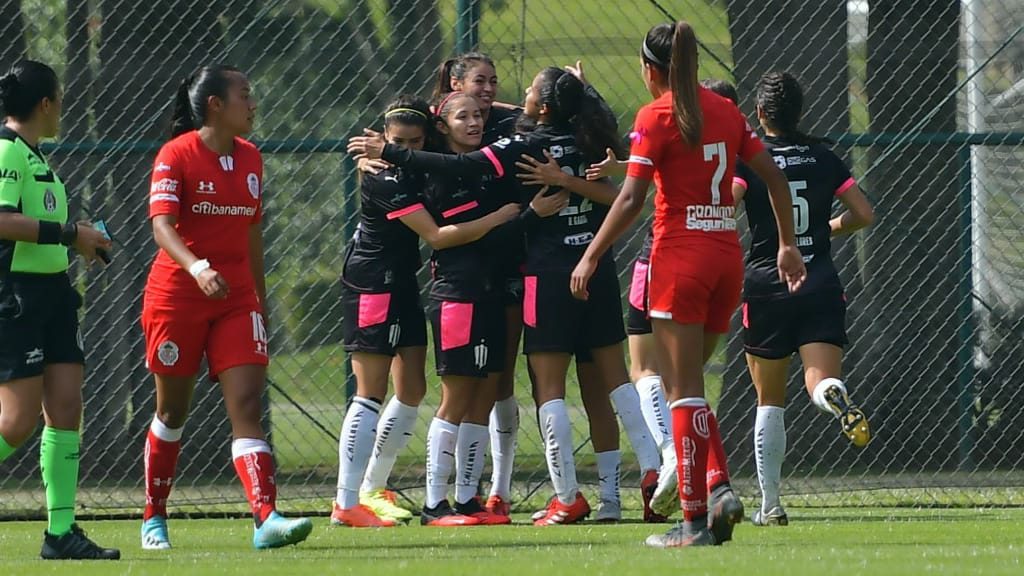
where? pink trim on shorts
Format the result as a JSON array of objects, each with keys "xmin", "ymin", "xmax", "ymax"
[
  {"xmin": 481, "ymin": 147, "xmax": 505, "ymax": 177},
  {"xmin": 742, "ymin": 302, "xmax": 749, "ymax": 329},
  {"xmin": 441, "ymin": 201, "xmax": 479, "ymax": 219},
  {"xmin": 440, "ymin": 301, "xmax": 474, "ymax": 351},
  {"xmin": 358, "ymin": 293, "xmax": 391, "ymax": 328},
  {"xmin": 523, "ymin": 276, "xmax": 538, "ymax": 328},
  {"xmin": 835, "ymin": 177, "xmax": 856, "ymax": 196},
  {"xmin": 629, "ymin": 260, "xmax": 649, "ymax": 311}
]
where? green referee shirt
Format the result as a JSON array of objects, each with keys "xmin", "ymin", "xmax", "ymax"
[{"xmin": 0, "ymin": 126, "xmax": 69, "ymax": 274}]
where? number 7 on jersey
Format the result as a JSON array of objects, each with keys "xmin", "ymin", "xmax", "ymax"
[{"xmin": 703, "ymin": 141, "xmax": 727, "ymax": 205}]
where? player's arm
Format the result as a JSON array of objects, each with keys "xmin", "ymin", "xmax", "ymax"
[
  {"xmin": 585, "ymin": 148, "xmax": 628, "ymax": 181},
  {"xmin": 399, "ymin": 204, "xmax": 520, "ymax": 250},
  {"xmin": 348, "ymin": 130, "xmax": 515, "ymax": 179},
  {"xmin": 515, "ymin": 151, "xmax": 619, "ymax": 205},
  {"xmin": 249, "ymin": 223, "xmax": 267, "ymax": 308},
  {"xmin": 830, "ymin": 182, "xmax": 874, "ymax": 236}
]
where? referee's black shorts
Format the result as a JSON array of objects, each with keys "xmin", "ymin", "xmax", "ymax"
[{"xmin": 0, "ymin": 273, "xmax": 84, "ymax": 381}]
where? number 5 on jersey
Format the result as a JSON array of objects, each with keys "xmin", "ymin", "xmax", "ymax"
[{"xmin": 789, "ymin": 180, "xmax": 809, "ymax": 235}]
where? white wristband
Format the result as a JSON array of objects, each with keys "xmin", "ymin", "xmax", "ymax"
[{"xmin": 188, "ymin": 259, "xmax": 210, "ymax": 279}]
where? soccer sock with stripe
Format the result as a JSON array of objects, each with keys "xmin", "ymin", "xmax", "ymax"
[
  {"xmin": 610, "ymin": 382, "xmax": 661, "ymax": 473},
  {"xmin": 144, "ymin": 416, "xmax": 183, "ymax": 520},
  {"xmin": 538, "ymin": 399, "xmax": 578, "ymax": 506},
  {"xmin": 488, "ymin": 396, "xmax": 519, "ymax": 500},
  {"xmin": 40, "ymin": 426, "xmax": 80, "ymax": 537},
  {"xmin": 335, "ymin": 396, "xmax": 381, "ymax": 509},
  {"xmin": 754, "ymin": 405, "xmax": 786, "ymax": 513},
  {"xmin": 671, "ymin": 398, "xmax": 710, "ymax": 528},
  {"xmin": 454, "ymin": 422, "xmax": 489, "ymax": 504},
  {"xmin": 361, "ymin": 396, "xmax": 416, "ymax": 494},
  {"xmin": 636, "ymin": 375, "xmax": 671, "ymax": 449},
  {"xmin": 232, "ymin": 438, "xmax": 277, "ymax": 526},
  {"xmin": 425, "ymin": 417, "xmax": 458, "ymax": 508},
  {"xmin": 0, "ymin": 431, "xmax": 15, "ymax": 462}
]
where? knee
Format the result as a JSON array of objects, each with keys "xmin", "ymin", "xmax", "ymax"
[
  {"xmin": 155, "ymin": 407, "xmax": 189, "ymax": 429},
  {"xmin": 0, "ymin": 411, "xmax": 40, "ymax": 447},
  {"xmin": 395, "ymin": 376, "xmax": 426, "ymax": 406}
]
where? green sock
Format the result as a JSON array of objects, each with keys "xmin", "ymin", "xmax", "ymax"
[
  {"xmin": 0, "ymin": 432, "xmax": 15, "ymax": 462},
  {"xmin": 40, "ymin": 426, "xmax": 80, "ymax": 536}
]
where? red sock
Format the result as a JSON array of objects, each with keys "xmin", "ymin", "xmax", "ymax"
[
  {"xmin": 705, "ymin": 410, "xmax": 730, "ymax": 491},
  {"xmin": 232, "ymin": 444, "xmax": 277, "ymax": 525},
  {"xmin": 144, "ymin": 429, "xmax": 181, "ymax": 520},
  {"xmin": 672, "ymin": 401, "xmax": 710, "ymax": 522}
]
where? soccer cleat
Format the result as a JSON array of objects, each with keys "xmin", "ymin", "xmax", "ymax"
[
  {"xmin": 708, "ymin": 485, "xmax": 744, "ymax": 545},
  {"xmin": 650, "ymin": 449, "xmax": 679, "ymax": 518},
  {"xmin": 533, "ymin": 492, "xmax": 591, "ymax": 526},
  {"xmin": 455, "ymin": 497, "xmax": 512, "ymax": 525},
  {"xmin": 485, "ymin": 494, "xmax": 511, "ymax": 517},
  {"xmin": 822, "ymin": 385, "xmax": 872, "ymax": 448},
  {"xmin": 421, "ymin": 500, "xmax": 481, "ymax": 527},
  {"xmin": 751, "ymin": 506, "xmax": 789, "ymax": 527},
  {"xmin": 41, "ymin": 524, "xmax": 121, "ymax": 560},
  {"xmin": 360, "ymin": 489, "xmax": 413, "ymax": 524},
  {"xmin": 331, "ymin": 502, "xmax": 397, "ymax": 528},
  {"xmin": 641, "ymin": 469, "xmax": 668, "ymax": 523},
  {"xmin": 644, "ymin": 523, "xmax": 716, "ymax": 548},
  {"xmin": 531, "ymin": 496, "xmax": 554, "ymax": 522},
  {"xmin": 141, "ymin": 516, "xmax": 171, "ymax": 550},
  {"xmin": 594, "ymin": 498, "xmax": 622, "ymax": 523},
  {"xmin": 253, "ymin": 511, "xmax": 313, "ymax": 549}
]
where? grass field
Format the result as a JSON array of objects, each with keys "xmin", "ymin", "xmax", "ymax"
[{"xmin": 2, "ymin": 508, "xmax": 1022, "ymax": 575}]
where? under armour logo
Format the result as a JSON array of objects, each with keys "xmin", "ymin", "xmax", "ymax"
[
  {"xmin": 197, "ymin": 180, "xmax": 216, "ymax": 194},
  {"xmin": 151, "ymin": 477, "xmax": 173, "ymax": 487},
  {"xmin": 219, "ymin": 156, "xmax": 235, "ymax": 171},
  {"xmin": 474, "ymin": 341, "xmax": 489, "ymax": 370}
]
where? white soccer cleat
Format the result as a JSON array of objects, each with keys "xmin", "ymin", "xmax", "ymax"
[{"xmin": 650, "ymin": 449, "xmax": 678, "ymax": 518}]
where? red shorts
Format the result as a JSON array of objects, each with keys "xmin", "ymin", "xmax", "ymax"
[
  {"xmin": 648, "ymin": 242, "xmax": 743, "ymax": 333},
  {"xmin": 141, "ymin": 288, "xmax": 268, "ymax": 379}
]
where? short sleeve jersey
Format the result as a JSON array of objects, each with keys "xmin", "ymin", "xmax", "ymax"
[
  {"xmin": 627, "ymin": 88, "xmax": 764, "ymax": 249},
  {"xmin": 0, "ymin": 127, "xmax": 70, "ymax": 274},
  {"xmin": 735, "ymin": 135, "xmax": 856, "ymax": 300},
  {"xmin": 146, "ymin": 131, "xmax": 263, "ymax": 296},
  {"xmin": 341, "ymin": 167, "xmax": 426, "ymax": 293}
]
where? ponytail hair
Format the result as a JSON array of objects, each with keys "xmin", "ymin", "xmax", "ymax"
[
  {"xmin": 168, "ymin": 64, "xmax": 242, "ymax": 139},
  {"xmin": 756, "ymin": 71, "xmax": 832, "ymax": 146},
  {"xmin": 0, "ymin": 60, "xmax": 59, "ymax": 122},
  {"xmin": 668, "ymin": 21, "xmax": 702, "ymax": 147},
  {"xmin": 533, "ymin": 66, "xmax": 625, "ymax": 162},
  {"xmin": 430, "ymin": 52, "xmax": 496, "ymax": 103}
]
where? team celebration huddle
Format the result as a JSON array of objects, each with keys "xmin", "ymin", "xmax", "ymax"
[{"xmin": 0, "ymin": 18, "xmax": 877, "ymax": 559}]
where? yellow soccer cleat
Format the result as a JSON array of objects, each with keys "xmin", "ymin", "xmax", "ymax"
[
  {"xmin": 823, "ymin": 384, "xmax": 872, "ymax": 448},
  {"xmin": 360, "ymin": 489, "xmax": 413, "ymax": 524}
]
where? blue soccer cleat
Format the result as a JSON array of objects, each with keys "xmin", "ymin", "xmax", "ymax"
[
  {"xmin": 252, "ymin": 512, "xmax": 313, "ymax": 549},
  {"xmin": 141, "ymin": 516, "xmax": 171, "ymax": 550}
]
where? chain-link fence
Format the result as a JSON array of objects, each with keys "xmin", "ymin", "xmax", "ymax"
[{"xmin": 0, "ymin": 0, "xmax": 1022, "ymax": 518}]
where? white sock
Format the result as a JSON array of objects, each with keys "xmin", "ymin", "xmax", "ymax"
[
  {"xmin": 811, "ymin": 377, "xmax": 848, "ymax": 416},
  {"xmin": 335, "ymin": 396, "xmax": 381, "ymax": 509},
  {"xmin": 754, "ymin": 405, "xmax": 786, "ymax": 513},
  {"xmin": 635, "ymin": 375, "xmax": 671, "ymax": 449},
  {"xmin": 488, "ymin": 397, "xmax": 519, "ymax": 499},
  {"xmin": 455, "ymin": 423, "xmax": 489, "ymax": 504},
  {"xmin": 361, "ymin": 397, "xmax": 418, "ymax": 493},
  {"xmin": 596, "ymin": 450, "xmax": 621, "ymax": 504},
  {"xmin": 425, "ymin": 417, "xmax": 459, "ymax": 509},
  {"xmin": 538, "ymin": 399, "xmax": 578, "ymax": 505},
  {"xmin": 609, "ymin": 383, "xmax": 661, "ymax": 473},
  {"xmin": 150, "ymin": 416, "xmax": 184, "ymax": 442}
]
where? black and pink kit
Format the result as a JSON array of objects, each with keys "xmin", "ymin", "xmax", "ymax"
[
  {"xmin": 626, "ymin": 228, "xmax": 654, "ymax": 336},
  {"xmin": 341, "ymin": 166, "xmax": 428, "ymax": 355}
]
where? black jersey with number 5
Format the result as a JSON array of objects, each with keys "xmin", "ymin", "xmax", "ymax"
[
  {"xmin": 735, "ymin": 136, "xmax": 857, "ymax": 300},
  {"xmin": 341, "ymin": 167, "xmax": 426, "ymax": 293}
]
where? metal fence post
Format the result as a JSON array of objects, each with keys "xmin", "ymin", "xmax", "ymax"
[
  {"xmin": 957, "ymin": 145, "xmax": 976, "ymax": 470},
  {"xmin": 456, "ymin": 0, "xmax": 480, "ymax": 53}
]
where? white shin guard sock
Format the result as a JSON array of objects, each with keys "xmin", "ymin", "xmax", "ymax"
[
  {"xmin": 425, "ymin": 417, "xmax": 459, "ymax": 509},
  {"xmin": 361, "ymin": 397, "xmax": 418, "ymax": 493},
  {"xmin": 335, "ymin": 396, "xmax": 381, "ymax": 509},
  {"xmin": 635, "ymin": 375, "xmax": 671, "ymax": 449},
  {"xmin": 455, "ymin": 423, "xmax": 489, "ymax": 505},
  {"xmin": 538, "ymin": 399, "xmax": 578, "ymax": 505},
  {"xmin": 610, "ymin": 383, "xmax": 661, "ymax": 472},
  {"xmin": 488, "ymin": 397, "xmax": 519, "ymax": 499},
  {"xmin": 811, "ymin": 377, "xmax": 848, "ymax": 416},
  {"xmin": 596, "ymin": 450, "xmax": 621, "ymax": 504},
  {"xmin": 754, "ymin": 405, "xmax": 786, "ymax": 512}
]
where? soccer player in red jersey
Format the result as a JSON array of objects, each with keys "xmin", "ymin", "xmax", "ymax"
[
  {"xmin": 571, "ymin": 23, "xmax": 806, "ymax": 547},
  {"xmin": 139, "ymin": 65, "xmax": 312, "ymax": 550}
]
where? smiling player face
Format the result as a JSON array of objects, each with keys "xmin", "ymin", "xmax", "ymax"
[{"xmin": 438, "ymin": 97, "xmax": 483, "ymax": 151}]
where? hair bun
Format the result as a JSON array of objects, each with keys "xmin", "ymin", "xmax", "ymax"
[
  {"xmin": 554, "ymin": 72, "xmax": 584, "ymax": 113},
  {"xmin": 0, "ymin": 73, "xmax": 19, "ymax": 93}
]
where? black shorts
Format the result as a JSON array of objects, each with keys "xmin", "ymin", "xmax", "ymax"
[
  {"xmin": 342, "ymin": 284, "xmax": 427, "ymax": 356},
  {"xmin": 626, "ymin": 256, "xmax": 652, "ymax": 336},
  {"xmin": 743, "ymin": 290, "xmax": 848, "ymax": 359},
  {"xmin": 0, "ymin": 274, "xmax": 84, "ymax": 382},
  {"xmin": 429, "ymin": 296, "xmax": 506, "ymax": 377},
  {"xmin": 522, "ymin": 261, "xmax": 626, "ymax": 355},
  {"xmin": 501, "ymin": 274, "xmax": 524, "ymax": 308}
]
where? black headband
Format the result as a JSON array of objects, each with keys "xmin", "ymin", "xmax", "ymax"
[{"xmin": 642, "ymin": 37, "xmax": 668, "ymax": 69}]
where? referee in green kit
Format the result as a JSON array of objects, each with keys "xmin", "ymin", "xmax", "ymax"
[{"xmin": 0, "ymin": 60, "xmax": 118, "ymax": 560}]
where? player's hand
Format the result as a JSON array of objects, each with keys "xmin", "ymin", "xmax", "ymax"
[
  {"xmin": 494, "ymin": 203, "xmax": 522, "ymax": 223},
  {"xmin": 72, "ymin": 222, "xmax": 113, "ymax": 267},
  {"xmin": 516, "ymin": 150, "xmax": 567, "ymax": 187},
  {"xmin": 564, "ymin": 60, "xmax": 588, "ymax": 85},
  {"xmin": 585, "ymin": 148, "xmax": 626, "ymax": 181},
  {"xmin": 529, "ymin": 187, "xmax": 569, "ymax": 217},
  {"xmin": 347, "ymin": 129, "xmax": 385, "ymax": 160},
  {"xmin": 196, "ymin": 268, "xmax": 230, "ymax": 299},
  {"xmin": 357, "ymin": 157, "xmax": 391, "ymax": 175},
  {"xmin": 570, "ymin": 255, "xmax": 597, "ymax": 300},
  {"xmin": 777, "ymin": 245, "xmax": 807, "ymax": 293}
]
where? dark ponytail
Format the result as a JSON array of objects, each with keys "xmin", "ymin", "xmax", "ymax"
[
  {"xmin": 0, "ymin": 60, "xmax": 59, "ymax": 122},
  {"xmin": 430, "ymin": 52, "xmax": 496, "ymax": 103},
  {"xmin": 168, "ymin": 64, "xmax": 242, "ymax": 139},
  {"xmin": 668, "ymin": 21, "xmax": 702, "ymax": 148},
  {"xmin": 533, "ymin": 67, "xmax": 625, "ymax": 162},
  {"xmin": 756, "ymin": 71, "xmax": 831, "ymax": 146}
]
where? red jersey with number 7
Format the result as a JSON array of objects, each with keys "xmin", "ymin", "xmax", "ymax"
[
  {"xmin": 626, "ymin": 88, "xmax": 764, "ymax": 248},
  {"xmin": 146, "ymin": 131, "xmax": 263, "ymax": 298}
]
